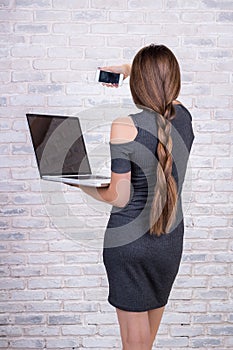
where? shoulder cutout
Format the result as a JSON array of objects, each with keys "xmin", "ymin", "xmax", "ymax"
[{"xmin": 110, "ymin": 116, "xmax": 138, "ymax": 144}]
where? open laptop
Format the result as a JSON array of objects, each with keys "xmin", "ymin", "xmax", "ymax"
[{"xmin": 26, "ymin": 113, "xmax": 111, "ymax": 187}]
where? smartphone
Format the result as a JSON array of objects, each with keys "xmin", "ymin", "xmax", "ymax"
[{"xmin": 95, "ymin": 69, "xmax": 124, "ymax": 86}]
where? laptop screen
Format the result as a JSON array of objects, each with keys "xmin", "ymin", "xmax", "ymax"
[{"xmin": 26, "ymin": 114, "xmax": 92, "ymax": 176}]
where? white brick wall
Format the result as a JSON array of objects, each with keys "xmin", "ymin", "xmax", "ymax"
[{"xmin": 0, "ymin": 0, "xmax": 233, "ymax": 349}]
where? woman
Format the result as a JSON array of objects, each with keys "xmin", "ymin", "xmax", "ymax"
[{"xmin": 72, "ymin": 45, "xmax": 195, "ymax": 350}]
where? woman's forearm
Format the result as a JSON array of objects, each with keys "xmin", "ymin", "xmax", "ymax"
[
  {"xmin": 79, "ymin": 174, "xmax": 131, "ymax": 208},
  {"xmin": 122, "ymin": 64, "xmax": 131, "ymax": 78}
]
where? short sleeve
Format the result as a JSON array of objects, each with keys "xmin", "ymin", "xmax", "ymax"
[{"xmin": 109, "ymin": 141, "xmax": 134, "ymax": 174}]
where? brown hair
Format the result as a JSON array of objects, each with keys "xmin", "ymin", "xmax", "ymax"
[{"xmin": 130, "ymin": 44, "xmax": 181, "ymax": 236}]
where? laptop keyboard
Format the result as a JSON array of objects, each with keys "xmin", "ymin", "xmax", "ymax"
[{"xmin": 62, "ymin": 175, "xmax": 110, "ymax": 180}]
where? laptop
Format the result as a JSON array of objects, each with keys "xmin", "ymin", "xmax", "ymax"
[{"xmin": 26, "ymin": 113, "xmax": 111, "ymax": 187}]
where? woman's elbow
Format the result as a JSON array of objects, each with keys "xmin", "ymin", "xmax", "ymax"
[{"xmin": 111, "ymin": 192, "xmax": 130, "ymax": 208}]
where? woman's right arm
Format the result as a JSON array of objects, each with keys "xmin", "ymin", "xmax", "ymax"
[{"xmin": 99, "ymin": 64, "xmax": 131, "ymax": 87}]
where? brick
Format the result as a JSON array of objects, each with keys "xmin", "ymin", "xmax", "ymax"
[
  {"xmin": 215, "ymin": 157, "xmax": 233, "ymax": 168},
  {"xmin": 201, "ymin": 0, "xmax": 233, "ymax": 10},
  {"xmin": 47, "ymin": 289, "xmax": 83, "ymax": 300},
  {"xmin": 215, "ymin": 180, "xmax": 233, "ymax": 191},
  {"xmin": 16, "ymin": 0, "xmax": 51, "ymax": 6},
  {"xmin": 183, "ymin": 37, "xmax": 215, "ymax": 47},
  {"xmin": 0, "ymin": 325, "xmax": 22, "ymax": 337},
  {"xmin": 0, "ymin": 169, "xmax": 11, "ymax": 179},
  {"xmin": 218, "ymin": 36, "xmax": 233, "ymax": 47},
  {"xmin": 28, "ymin": 84, "xmax": 63, "ymax": 94},
  {"xmin": 11, "ymin": 44, "xmax": 45, "ymax": 57},
  {"xmin": 190, "ymin": 337, "xmax": 221, "ymax": 348},
  {"xmin": 199, "ymin": 49, "xmax": 232, "ymax": 60},
  {"xmin": 217, "ymin": 12, "xmax": 233, "ymax": 22},
  {"xmin": 47, "ymin": 265, "xmax": 82, "ymax": 275},
  {"xmin": 28, "ymin": 254, "xmax": 63, "ymax": 264},
  {"xmin": 48, "ymin": 314, "xmax": 81, "ymax": 325},
  {"xmin": 10, "ymin": 338, "xmax": 45, "ymax": 348},
  {"xmin": 15, "ymin": 314, "xmax": 45, "ymax": 325},
  {"xmin": 196, "ymin": 71, "xmax": 229, "ymax": 83},
  {"xmin": 0, "ymin": 207, "xmax": 28, "ymax": 216},
  {"xmin": 211, "ymin": 277, "xmax": 233, "ymax": 288},
  {"xmin": 85, "ymin": 312, "xmax": 118, "ymax": 324},
  {"xmin": 214, "ymin": 253, "xmax": 233, "ymax": 262},
  {"xmin": 64, "ymin": 302, "xmax": 98, "ymax": 312},
  {"xmin": 0, "ymin": 181, "xmax": 27, "ymax": 192},
  {"xmin": 173, "ymin": 325, "xmax": 204, "ymax": 337},
  {"xmin": 48, "ymin": 47, "xmax": 83, "ymax": 58},
  {"xmin": 0, "ymin": 339, "xmax": 8, "ymax": 348},
  {"xmin": 208, "ymin": 325, "xmax": 233, "ymax": 335},
  {"xmin": 0, "ymin": 279, "xmax": 25, "ymax": 290},
  {"xmin": 62, "ymin": 324, "xmax": 96, "ymax": 336},
  {"xmin": 64, "ymin": 276, "xmax": 101, "ymax": 288},
  {"xmin": 65, "ymin": 253, "xmax": 99, "ymax": 264},
  {"xmin": 85, "ymin": 47, "xmax": 121, "ymax": 59},
  {"xmin": 14, "ymin": 23, "xmax": 49, "ymax": 33},
  {"xmin": 33, "ymin": 59, "xmax": 68, "ymax": 70},
  {"xmin": 195, "ymin": 96, "xmax": 230, "ymax": 108},
  {"xmin": 214, "ymin": 205, "xmax": 233, "ymax": 215},
  {"xmin": 193, "ymin": 314, "xmax": 222, "ymax": 324},
  {"xmin": 165, "ymin": 0, "xmax": 198, "ymax": 8},
  {"xmin": 91, "ymin": 0, "xmax": 126, "ymax": 9},
  {"xmin": 0, "ymin": 22, "xmax": 11, "ymax": 32},
  {"xmin": 10, "ymin": 290, "xmax": 45, "ymax": 301},
  {"xmin": 12, "ymin": 218, "xmax": 47, "ymax": 228},
  {"xmin": 182, "ymin": 11, "xmax": 215, "ymax": 22},
  {"xmin": 53, "ymin": 23, "xmax": 87, "ymax": 33},
  {"xmin": 28, "ymin": 277, "xmax": 62, "ymax": 289},
  {"xmin": 128, "ymin": 24, "xmax": 161, "ymax": 34},
  {"xmin": 24, "ymin": 325, "xmax": 59, "ymax": 336},
  {"xmin": 157, "ymin": 337, "xmax": 189, "ymax": 347},
  {"xmin": 181, "ymin": 84, "xmax": 211, "ymax": 96},
  {"xmin": 35, "ymin": 10, "xmax": 71, "ymax": 21},
  {"xmin": 193, "ymin": 289, "xmax": 228, "ymax": 300},
  {"xmin": 70, "ymin": 35, "xmax": 105, "ymax": 47},
  {"xmin": 192, "ymin": 144, "xmax": 230, "ymax": 156},
  {"xmin": 146, "ymin": 11, "xmax": 179, "ymax": 23},
  {"xmin": 212, "ymin": 228, "xmax": 233, "ymax": 240},
  {"xmin": 31, "ymin": 34, "xmax": 66, "ymax": 45},
  {"xmin": 25, "ymin": 301, "xmax": 61, "ymax": 312},
  {"xmin": 91, "ymin": 23, "xmax": 127, "ymax": 33},
  {"xmin": 0, "ymin": 71, "xmax": 10, "ymax": 82},
  {"xmin": 183, "ymin": 254, "xmax": 206, "ymax": 262},
  {"xmin": 51, "ymin": 71, "xmax": 83, "ymax": 83},
  {"xmin": 46, "ymin": 338, "xmax": 80, "ymax": 349},
  {"xmin": 83, "ymin": 336, "xmax": 119, "ymax": 348},
  {"xmin": 193, "ymin": 216, "xmax": 228, "ymax": 227},
  {"xmin": 12, "ymin": 71, "xmax": 46, "ymax": 82},
  {"xmin": 194, "ymin": 264, "xmax": 227, "ymax": 275},
  {"xmin": 73, "ymin": 9, "xmax": 107, "ymax": 21},
  {"xmin": 52, "ymin": 0, "xmax": 88, "ymax": 8},
  {"xmin": 175, "ymin": 277, "xmax": 208, "ymax": 288},
  {"xmin": 0, "ymin": 131, "xmax": 26, "ymax": 142},
  {"xmin": 210, "ymin": 302, "xmax": 233, "ymax": 312},
  {"xmin": 195, "ymin": 120, "xmax": 230, "ymax": 132}
]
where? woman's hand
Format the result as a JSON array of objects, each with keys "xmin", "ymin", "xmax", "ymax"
[{"xmin": 99, "ymin": 64, "xmax": 131, "ymax": 88}]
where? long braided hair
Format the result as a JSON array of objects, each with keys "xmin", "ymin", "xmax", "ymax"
[{"xmin": 129, "ymin": 44, "xmax": 181, "ymax": 236}]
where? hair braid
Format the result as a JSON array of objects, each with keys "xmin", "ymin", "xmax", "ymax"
[{"xmin": 149, "ymin": 106, "xmax": 178, "ymax": 236}]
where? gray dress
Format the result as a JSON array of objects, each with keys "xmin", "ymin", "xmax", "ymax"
[{"xmin": 103, "ymin": 105, "xmax": 195, "ymax": 312}]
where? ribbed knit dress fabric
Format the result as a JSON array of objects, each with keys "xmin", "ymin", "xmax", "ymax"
[{"xmin": 103, "ymin": 104, "xmax": 195, "ymax": 312}]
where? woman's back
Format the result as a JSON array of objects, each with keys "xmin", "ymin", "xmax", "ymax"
[{"xmin": 105, "ymin": 103, "xmax": 195, "ymax": 247}]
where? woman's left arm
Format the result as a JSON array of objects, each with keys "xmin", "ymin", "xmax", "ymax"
[
  {"xmin": 73, "ymin": 116, "xmax": 137, "ymax": 208},
  {"xmin": 78, "ymin": 170, "xmax": 131, "ymax": 208}
]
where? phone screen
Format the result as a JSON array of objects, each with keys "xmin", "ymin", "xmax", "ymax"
[{"xmin": 99, "ymin": 70, "xmax": 120, "ymax": 84}]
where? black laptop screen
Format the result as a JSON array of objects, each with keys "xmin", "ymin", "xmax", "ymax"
[{"xmin": 27, "ymin": 114, "xmax": 92, "ymax": 176}]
